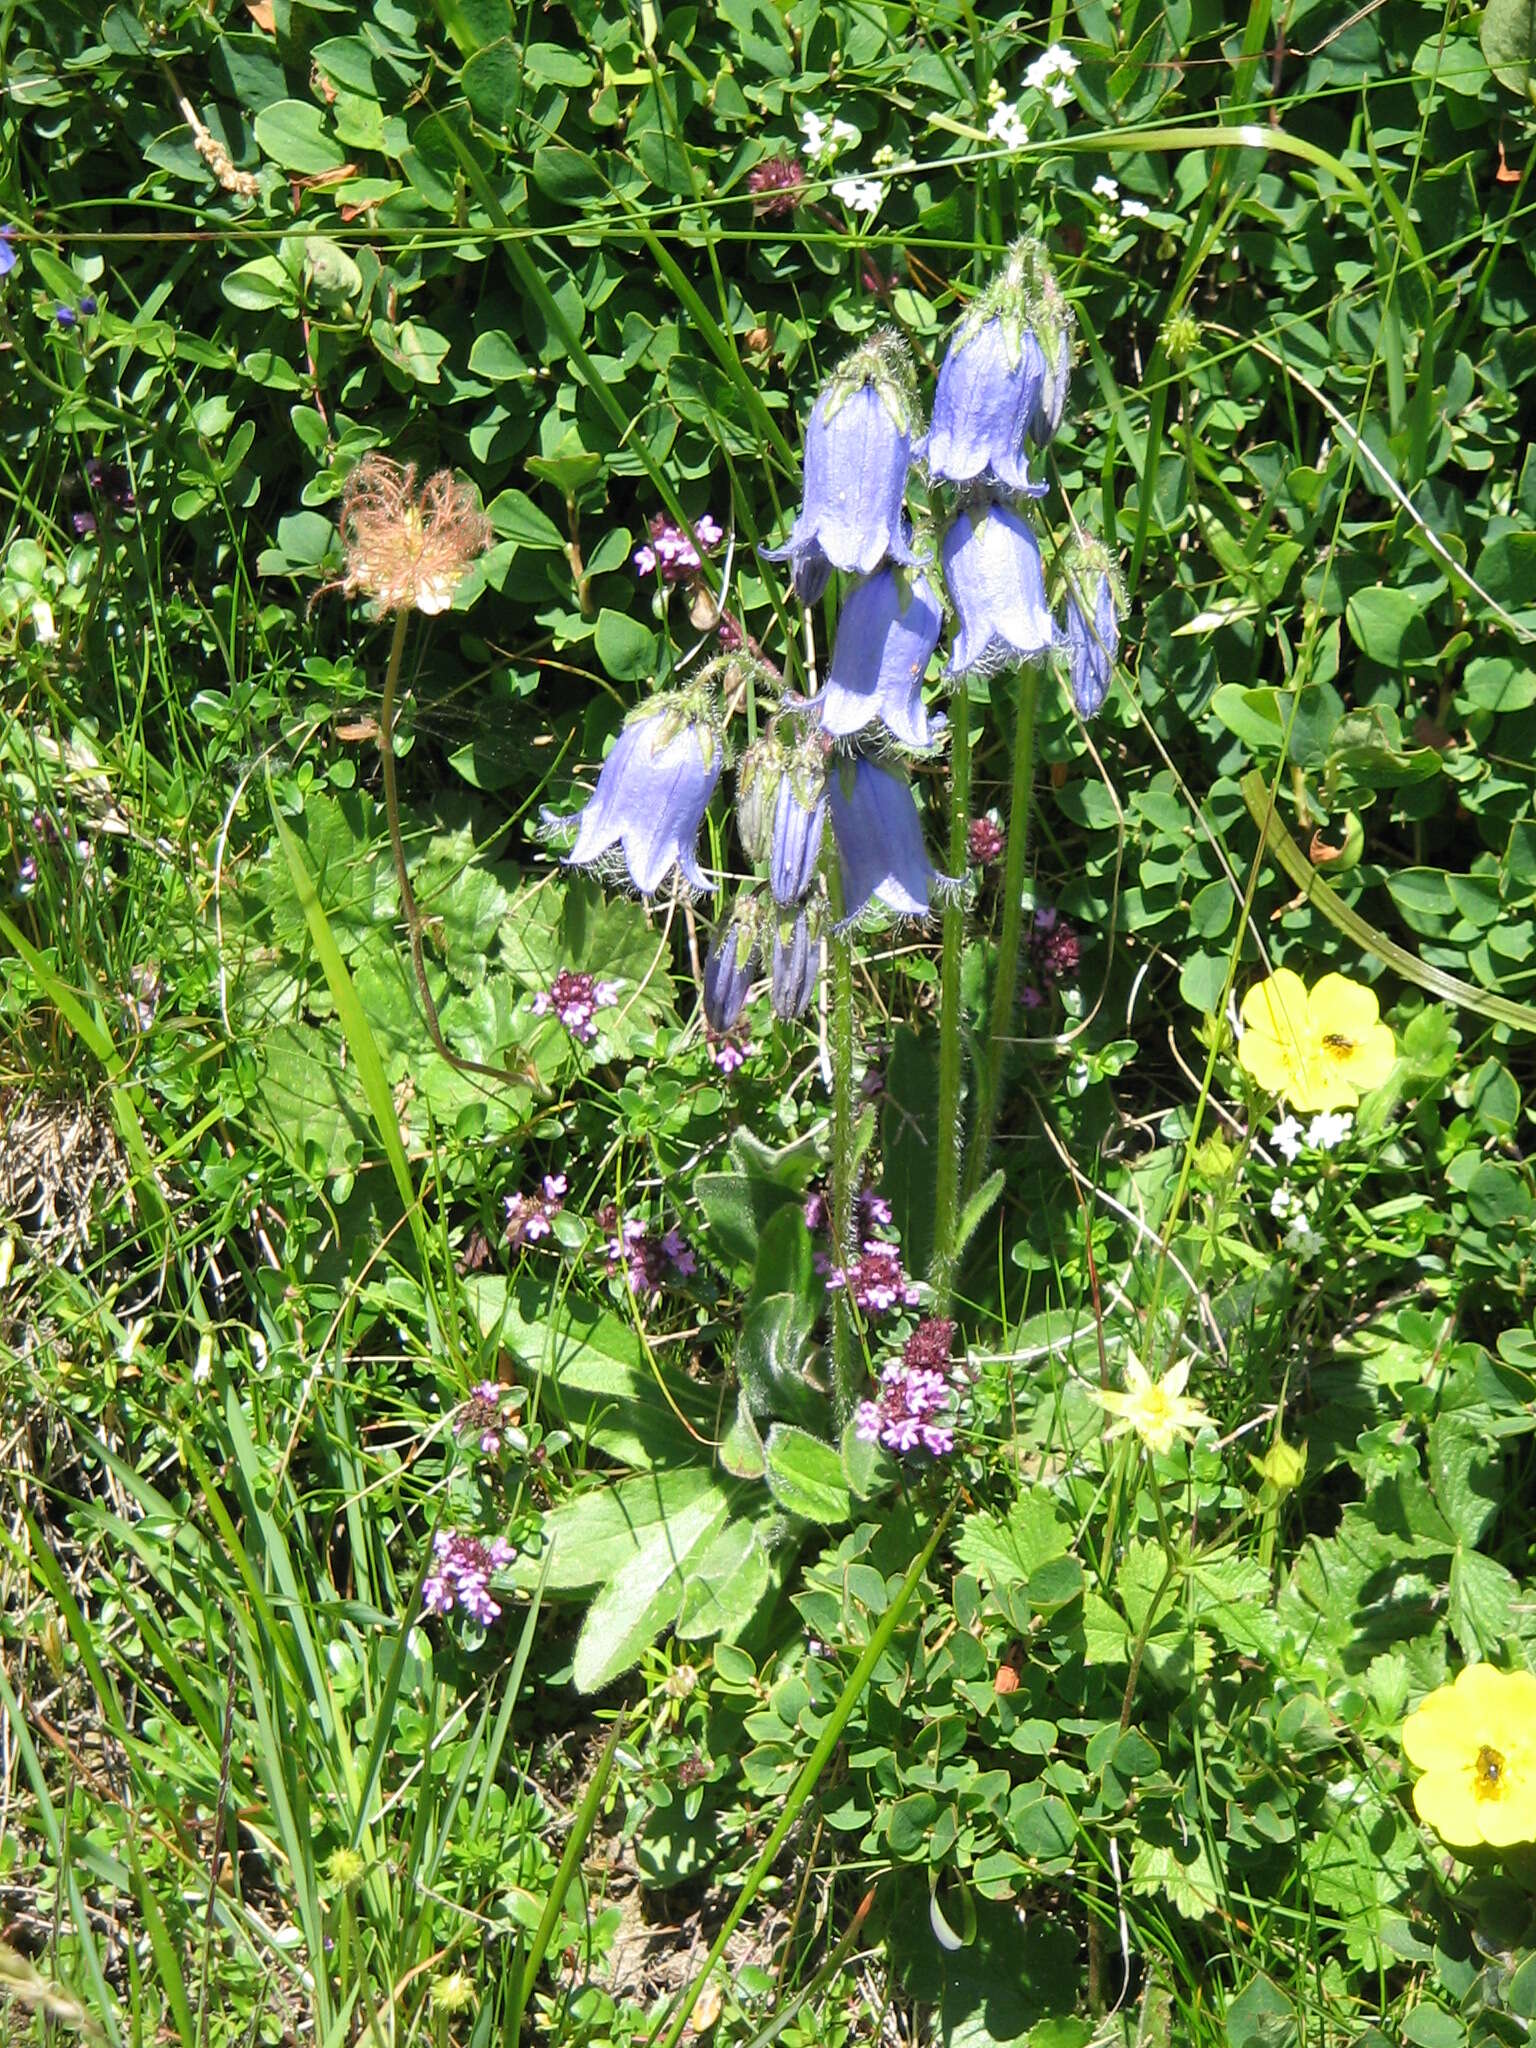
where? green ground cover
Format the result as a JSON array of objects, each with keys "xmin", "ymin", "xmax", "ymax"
[{"xmin": 4, "ymin": 0, "xmax": 1536, "ymax": 2042}]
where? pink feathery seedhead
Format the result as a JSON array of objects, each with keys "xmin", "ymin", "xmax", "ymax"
[
  {"xmin": 825, "ymin": 1240, "xmax": 920, "ymax": 1316},
  {"xmin": 335, "ymin": 454, "xmax": 492, "ymax": 617},
  {"xmin": 531, "ymin": 970, "xmax": 620, "ymax": 1044},
  {"xmin": 855, "ymin": 1359, "xmax": 954, "ymax": 1458},
  {"xmin": 420, "ymin": 1530, "xmax": 514, "ymax": 1625},
  {"xmin": 747, "ymin": 154, "xmax": 806, "ymax": 217}
]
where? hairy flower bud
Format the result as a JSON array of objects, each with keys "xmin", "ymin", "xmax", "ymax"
[
  {"xmin": 735, "ymin": 737, "xmax": 783, "ymax": 863},
  {"xmin": 1053, "ymin": 539, "xmax": 1123, "ymax": 718},
  {"xmin": 769, "ymin": 737, "xmax": 828, "ymax": 906},
  {"xmin": 702, "ymin": 901, "xmax": 761, "ymax": 1032},
  {"xmin": 771, "ymin": 907, "xmax": 822, "ymax": 1020}
]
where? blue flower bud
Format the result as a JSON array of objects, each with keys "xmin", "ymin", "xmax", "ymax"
[
  {"xmin": 1028, "ymin": 326, "xmax": 1072, "ymax": 449},
  {"xmin": 1056, "ymin": 543, "xmax": 1122, "ymax": 718},
  {"xmin": 771, "ymin": 908, "xmax": 821, "ymax": 1020},
  {"xmin": 565, "ymin": 691, "xmax": 722, "ymax": 896},
  {"xmin": 827, "ymin": 755, "xmax": 948, "ymax": 924},
  {"xmin": 769, "ymin": 745, "xmax": 828, "ymax": 906},
  {"xmin": 735, "ymin": 738, "xmax": 783, "ymax": 863},
  {"xmin": 927, "ymin": 318, "xmax": 1049, "ymax": 496},
  {"xmin": 818, "ymin": 565, "xmax": 943, "ymax": 750},
  {"xmin": 703, "ymin": 905, "xmax": 760, "ymax": 1031},
  {"xmin": 762, "ymin": 338, "xmax": 920, "ymax": 599},
  {"xmin": 941, "ymin": 502, "xmax": 1055, "ymax": 678},
  {"xmin": 0, "ymin": 227, "xmax": 15, "ymax": 279}
]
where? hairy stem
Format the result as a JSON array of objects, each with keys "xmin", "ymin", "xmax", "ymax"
[
  {"xmin": 931, "ymin": 682, "xmax": 972, "ymax": 1305},
  {"xmin": 964, "ymin": 661, "xmax": 1040, "ymax": 1203}
]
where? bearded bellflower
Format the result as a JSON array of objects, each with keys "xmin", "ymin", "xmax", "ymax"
[
  {"xmin": 942, "ymin": 501, "xmax": 1056, "ymax": 677},
  {"xmin": 926, "ymin": 238, "xmax": 1073, "ymax": 488},
  {"xmin": 1055, "ymin": 539, "xmax": 1122, "ymax": 717},
  {"xmin": 762, "ymin": 334, "xmax": 919, "ymax": 601},
  {"xmin": 827, "ymin": 755, "xmax": 948, "ymax": 923},
  {"xmin": 565, "ymin": 689, "xmax": 722, "ymax": 895},
  {"xmin": 771, "ymin": 908, "xmax": 821, "ymax": 1020},
  {"xmin": 702, "ymin": 903, "xmax": 760, "ymax": 1032},
  {"xmin": 769, "ymin": 740, "xmax": 829, "ymax": 906},
  {"xmin": 817, "ymin": 565, "xmax": 943, "ymax": 750}
]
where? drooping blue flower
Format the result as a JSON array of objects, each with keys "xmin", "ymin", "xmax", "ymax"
[
  {"xmin": 565, "ymin": 692, "xmax": 722, "ymax": 895},
  {"xmin": 818, "ymin": 565, "xmax": 943, "ymax": 750},
  {"xmin": 1028, "ymin": 326, "xmax": 1073, "ymax": 449},
  {"xmin": 1057, "ymin": 544, "xmax": 1122, "ymax": 718},
  {"xmin": 827, "ymin": 756, "xmax": 947, "ymax": 923},
  {"xmin": 926, "ymin": 318, "xmax": 1049, "ymax": 495},
  {"xmin": 762, "ymin": 340, "xmax": 919, "ymax": 600},
  {"xmin": 702, "ymin": 907, "xmax": 760, "ymax": 1031},
  {"xmin": 941, "ymin": 502, "xmax": 1055, "ymax": 678},
  {"xmin": 771, "ymin": 909, "xmax": 820, "ymax": 1020},
  {"xmin": 0, "ymin": 227, "xmax": 15, "ymax": 279},
  {"xmin": 769, "ymin": 751, "xmax": 828, "ymax": 906}
]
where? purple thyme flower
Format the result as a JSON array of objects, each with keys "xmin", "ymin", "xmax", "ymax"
[
  {"xmin": 634, "ymin": 511, "xmax": 723, "ymax": 582},
  {"xmin": 531, "ymin": 971, "xmax": 619, "ymax": 1044},
  {"xmin": 1021, "ymin": 905, "xmax": 1081, "ymax": 1008},
  {"xmin": 504, "ymin": 1172, "xmax": 567, "ymax": 1248},
  {"xmin": 762, "ymin": 343, "xmax": 919, "ymax": 601},
  {"xmin": 458, "ymin": 1381, "xmax": 512, "ymax": 1455},
  {"xmin": 855, "ymin": 1360, "xmax": 954, "ymax": 1457},
  {"xmin": 825, "ymin": 1239, "xmax": 920, "ymax": 1316},
  {"xmin": 608, "ymin": 1218, "xmax": 697, "ymax": 1295},
  {"xmin": 563, "ymin": 690, "xmax": 722, "ymax": 896},
  {"xmin": 968, "ymin": 816, "xmax": 1005, "ymax": 866},
  {"xmin": 903, "ymin": 1317, "xmax": 956, "ymax": 1372},
  {"xmin": 942, "ymin": 501, "xmax": 1056, "ymax": 679},
  {"xmin": 817, "ymin": 565, "xmax": 943, "ymax": 751},
  {"xmin": 707, "ymin": 1026, "xmax": 753, "ymax": 1074},
  {"xmin": 421, "ymin": 1530, "xmax": 514, "ymax": 1625},
  {"xmin": 804, "ymin": 1182, "xmax": 893, "ymax": 1239},
  {"xmin": 827, "ymin": 755, "xmax": 949, "ymax": 923},
  {"xmin": 747, "ymin": 155, "xmax": 806, "ymax": 216}
]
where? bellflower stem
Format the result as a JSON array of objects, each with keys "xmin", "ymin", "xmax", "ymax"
[
  {"xmin": 931, "ymin": 681, "xmax": 972, "ymax": 1305},
  {"xmin": 827, "ymin": 865, "xmax": 858, "ymax": 1426},
  {"xmin": 964, "ymin": 660, "xmax": 1040, "ymax": 1203}
]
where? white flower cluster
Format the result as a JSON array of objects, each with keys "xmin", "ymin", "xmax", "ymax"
[
  {"xmin": 1091, "ymin": 175, "xmax": 1155, "ymax": 223},
  {"xmin": 800, "ymin": 110, "xmax": 884, "ymax": 216},
  {"xmin": 1271, "ymin": 1110, "xmax": 1353, "ymax": 1164},
  {"xmin": 984, "ymin": 43, "xmax": 1079, "ymax": 155}
]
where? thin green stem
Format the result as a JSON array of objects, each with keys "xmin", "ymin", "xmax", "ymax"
[
  {"xmin": 963, "ymin": 662, "xmax": 1040, "ymax": 1204},
  {"xmin": 931, "ymin": 682, "xmax": 972, "ymax": 1305},
  {"xmin": 828, "ymin": 867, "xmax": 858, "ymax": 1426}
]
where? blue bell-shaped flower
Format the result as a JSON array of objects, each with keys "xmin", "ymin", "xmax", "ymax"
[
  {"xmin": 827, "ymin": 755, "xmax": 948, "ymax": 923},
  {"xmin": 565, "ymin": 689, "xmax": 722, "ymax": 894},
  {"xmin": 702, "ymin": 902, "xmax": 761, "ymax": 1031},
  {"xmin": 817, "ymin": 565, "xmax": 944, "ymax": 751},
  {"xmin": 762, "ymin": 336, "xmax": 920, "ymax": 600},
  {"xmin": 1056, "ymin": 540, "xmax": 1123, "ymax": 717},
  {"xmin": 768, "ymin": 737, "xmax": 829, "ymax": 907},
  {"xmin": 927, "ymin": 318, "xmax": 1050, "ymax": 495},
  {"xmin": 941, "ymin": 501, "xmax": 1055, "ymax": 678}
]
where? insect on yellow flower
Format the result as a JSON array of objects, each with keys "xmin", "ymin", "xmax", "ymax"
[
  {"xmin": 1236, "ymin": 968, "xmax": 1395, "ymax": 1114},
  {"xmin": 1088, "ymin": 1358, "xmax": 1208, "ymax": 1456},
  {"xmin": 1401, "ymin": 1664, "xmax": 1536, "ymax": 1849}
]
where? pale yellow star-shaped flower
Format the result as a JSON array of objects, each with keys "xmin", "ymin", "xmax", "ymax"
[{"xmin": 1088, "ymin": 1358, "xmax": 1209, "ymax": 1455}]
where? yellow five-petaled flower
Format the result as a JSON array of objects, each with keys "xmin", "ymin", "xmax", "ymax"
[
  {"xmin": 1088, "ymin": 1358, "xmax": 1209, "ymax": 1456},
  {"xmin": 1402, "ymin": 1664, "xmax": 1536, "ymax": 1850},
  {"xmin": 1237, "ymin": 968, "xmax": 1396, "ymax": 1114}
]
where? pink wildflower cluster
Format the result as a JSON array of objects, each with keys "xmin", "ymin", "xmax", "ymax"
[
  {"xmin": 855, "ymin": 1318, "xmax": 961, "ymax": 1458},
  {"xmin": 968, "ymin": 816, "xmax": 1005, "ymax": 867},
  {"xmin": 707, "ymin": 1026, "xmax": 754, "ymax": 1075},
  {"xmin": 825, "ymin": 1240, "xmax": 920, "ymax": 1316},
  {"xmin": 804, "ymin": 1182, "xmax": 893, "ymax": 1238},
  {"xmin": 1021, "ymin": 906, "xmax": 1081, "ymax": 1009},
  {"xmin": 457, "ymin": 1381, "xmax": 513, "ymax": 1455},
  {"xmin": 633, "ymin": 511, "xmax": 723, "ymax": 583},
  {"xmin": 607, "ymin": 1217, "xmax": 697, "ymax": 1296},
  {"xmin": 504, "ymin": 1173, "xmax": 567, "ymax": 1249},
  {"xmin": 532, "ymin": 970, "xmax": 619, "ymax": 1043},
  {"xmin": 747, "ymin": 155, "xmax": 806, "ymax": 217},
  {"xmin": 421, "ymin": 1530, "xmax": 513, "ymax": 1625}
]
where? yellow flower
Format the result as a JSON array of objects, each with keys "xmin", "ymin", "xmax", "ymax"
[
  {"xmin": 1237, "ymin": 968, "xmax": 1395, "ymax": 1113},
  {"xmin": 1089, "ymin": 1358, "xmax": 1209, "ymax": 1455},
  {"xmin": 1402, "ymin": 1664, "xmax": 1536, "ymax": 1849}
]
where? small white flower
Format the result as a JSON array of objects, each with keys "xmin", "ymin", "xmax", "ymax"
[
  {"xmin": 831, "ymin": 176, "xmax": 882, "ymax": 216},
  {"xmin": 986, "ymin": 101, "xmax": 1030, "ymax": 150},
  {"xmin": 1024, "ymin": 42, "xmax": 1079, "ymax": 90},
  {"xmin": 1306, "ymin": 1110, "xmax": 1353, "ymax": 1152},
  {"xmin": 1284, "ymin": 1217, "xmax": 1325, "ymax": 1259},
  {"xmin": 1270, "ymin": 1185, "xmax": 1299, "ymax": 1221},
  {"xmin": 1120, "ymin": 197, "xmax": 1152, "ymax": 220},
  {"xmin": 1092, "ymin": 175, "xmax": 1120, "ymax": 200},
  {"xmin": 1270, "ymin": 1114, "xmax": 1304, "ymax": 1164},
  {"xmin": 30, "ymin": 598, "xmax": 57, "ymax": 644},
  {"xmin": 800, "ymin": 110, "xmax": 859, "ymax": 163},
  {"xmin": 1048, "ymin": 79, "xmax": 1075, "ymax": 108}
]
